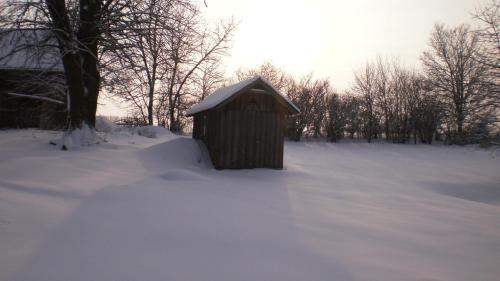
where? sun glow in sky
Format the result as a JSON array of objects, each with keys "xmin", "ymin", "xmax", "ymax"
[
  {"xmin": 98, "ymin": 0, "xmax": 483, "ymax": 116},
  {"xmin": 202, "ymin": 0, "xmax": 484, "ymax": 88}
]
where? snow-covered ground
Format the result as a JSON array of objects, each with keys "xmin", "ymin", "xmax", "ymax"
[{"xmin": 1, "ymin": 129, "xmax": 500, "ymax": 281}]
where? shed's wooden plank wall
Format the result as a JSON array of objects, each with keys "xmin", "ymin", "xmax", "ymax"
[{"xmin": 192, "ymin": 89, "xmax": 287, "ymax": 169}]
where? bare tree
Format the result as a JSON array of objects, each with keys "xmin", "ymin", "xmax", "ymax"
[
  {"xmin": 415, "ymin": 81, "xmax": 442, "ymax": 144},
  {"xmin": 421, "ymin": 23, "xmax": 488, "ymax": 143},
  {"xmin": 342, "ymin": 93, "xmax": 363, "ymax": 139},
  {"xmin": 353, "ymin": 62, "xmax": 378, "ymax": 142},
  {"xmin": 45, "ymin": 0, "xmax": 101, "ymax": 130},
  {"xmin": 390, "ymin": 62, "xmax": 415, "ymax": 143},
  {"xmin": 235, "ymin": 61, "xmax": 290, "ymax": 92},
  {"xmin": 95, "ymin": 0, "xmax": 234, "ymax": 131},
  {"xmin": 103, "ymin": 0, "xmax": 185, "ymax": 125},
  {"xmin": 158, "ymin": 12, "xmax": 236, "ymax": 131},
  {"xmin": 325, "ymin": 93, "xmax": 348, "ymax": 142},
  {"xmin": 286, "ymin": 75, "xmax": 330, "ymax": 140},
  {"xmin": 374, "ymin": 56, "xmax": 392, "ymax": 140},
  {"xmin": 193, "ymin": 59, "xmax": 226, "ymax": 101},
  {"xmin": 472, "ymin": 0, "xmax": 500, "ymax": 133},
  {"xmin": 473, "ymin": 0, "xmax": 499, "ymax": 74}
]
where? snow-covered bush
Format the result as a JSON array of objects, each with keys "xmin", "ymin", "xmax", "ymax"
[
  {"xmin": 61, "ymin": 123, "xmax": 99, "ymax": 150},
  {"xmin": 95, "ymin": 116, "xmax": 119, "ymax": 133},
  {"xmin": 133, "ymin": 125, "xmax": 173, "ymax": 139}
]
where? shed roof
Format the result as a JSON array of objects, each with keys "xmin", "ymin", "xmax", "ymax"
[
  {"xmin": 0, "ymin": 29, "xmax": 63, "ymax": 72},
  {"xmin": 186, "ymin": 76, "xmax": 299, "ymax": 116}
]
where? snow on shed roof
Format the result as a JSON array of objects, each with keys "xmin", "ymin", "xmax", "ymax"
[
  {"xmin": 186, "ymin": 76, "xmax": 299, "ymax": 116},
  {"xmin": 0, "ymin": 29, "xmax": 63, "ymax": 72}
]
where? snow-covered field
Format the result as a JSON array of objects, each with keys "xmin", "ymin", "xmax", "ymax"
[{"xmin": 1, "ymin": 128, "xmax": 500, "ymax": 281}]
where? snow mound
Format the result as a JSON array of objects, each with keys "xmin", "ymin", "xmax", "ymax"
[
  {"xmin": 60, "ymin": 124, "xmax": 100, "ymax": 149},
  {"xmin": 95, "ymin": 116, "xmax": 118, "ymax": 133},
  {"xmin": 134, "ymin": 126, "xmax": 174, "ymax": 139},
  {"xmin": 426, "ymin": 181, "xmax": 500, "ymax": 205},
  {"xmin": 140, "ymin": 137, "xmax": 204, "ymax": 170}
]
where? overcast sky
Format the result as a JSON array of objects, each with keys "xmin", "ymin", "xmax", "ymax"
[
  {"xmin": 99, "ymin": 0, "xmax": 485, "ymax": 116},
  {"xmin": 201, "ymin": 0, "xmax": 484, "ymax": 89}
]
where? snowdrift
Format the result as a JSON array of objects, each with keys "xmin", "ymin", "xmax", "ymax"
[
  {"xmin": 134, "ymin": 125, "xmax": 175, "ymax": 139},
  {"xmin": 140, "ymin": 137, "xmax": 208, "ymax": 171},
  {"xmin": 1, "ymin": 130, "xmax": 500, "ymax": 281}
]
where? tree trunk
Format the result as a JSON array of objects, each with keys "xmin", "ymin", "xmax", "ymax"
[
  {"xmin": 148, "ymin": 88, "xmax": 154, "ymax": 125},
  {"xmin": 46, "ymin": 0, "xmax": 86, "ymax": 129},
  {"xmin": 64, "ymin": 55, "xmax": 87, "ymax": 129},
  {"xmin": 46, "ymin": 0, "xmax": 101, "ymax": 130},
  {"xmin": 169, "ymin": 105, "xmax": 177, "ymax": 131},
  {"xmin": 78, "ymin": 0, "xmax": 101, "ymax": 128}
]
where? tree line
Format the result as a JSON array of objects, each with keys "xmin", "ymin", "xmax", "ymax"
[{"xmin": 236, "ymin": 2, "xmax": 499, "ymax": 145}]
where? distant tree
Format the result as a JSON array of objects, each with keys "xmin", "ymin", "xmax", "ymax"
[
  {"xmin": 235, "ymin": 61, "xmax": 290, "ymax": 92},
  {"xmin": 353, "ymin": 62, "xmax": 378, "ymax": 142},
  {"xmin": 325, "ymin": 93, "xmax": 347, "ymax": 142},
  {"xmin": 286, "ymin": 75, "xmax": 330, "ymax": 140},
  {"xmin": 473, "ymin": 0, "xmax": 499, "ymax": 76},
  {"xmin": 374, "ymin": 56, "xmax": 392, "ymax": 140},
  {"xmin": 104, "ymin": 1, "xmax": 235, "ymax": 130},
  {"xmin": 390, "ymin": 62, "xmax": 415, "ymax": 143},
  {"xmin": 159, "ymin": 13, "xmax": 236, "ymax": 131},
  {"xmin": 103, "ymin": 0, "xmax": 184, "ymax": 126},
  {"xmin": 406, "ymin": 75, "xmax": 442, "ymax": 144},
  {"xmin": 309, "ymin": 83, "xmax": 330, "ymax": 138},
  {"xmin": 343, "ymin": 93, "xmax": 363, "ymax": 139},
  {"xmin": 421, "ymin": 23, "xmax": 488, "ymax": 143},
  {"xmin": 472, "ymin": 0, "xmax": 500, "ymax": 139},
  {"xmin": 193, "ymin": 59, "xmax": 226, "ymax": 101}
]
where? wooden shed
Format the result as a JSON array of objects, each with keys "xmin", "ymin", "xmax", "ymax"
[
  {"xmin": 186, "ymin": 76, "xmax": 299, "ymax": 170},
  {"xmin": 0, "ymin": 29, "xmax": 66, "ymax": 129}
]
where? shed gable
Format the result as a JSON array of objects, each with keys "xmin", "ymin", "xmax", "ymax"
[{"xmin": 186, "ymin": 76, "xmax": 299, "ymax": 116}]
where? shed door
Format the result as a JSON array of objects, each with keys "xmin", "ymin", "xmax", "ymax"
[{"xmin": 239, "ymin": 106, "xmax": 279, "ymax": 168}]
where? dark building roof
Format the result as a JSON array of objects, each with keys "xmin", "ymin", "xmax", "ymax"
[
  {"xmin": 0, "ymin": 29, "xmax": 63, "ymax": 72},
  {"xmin": 186, "ymin": 76, "xmax": 300, "ymax": 116}
]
